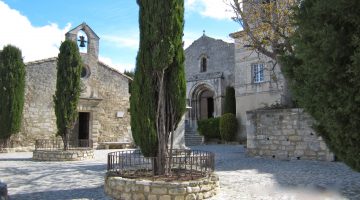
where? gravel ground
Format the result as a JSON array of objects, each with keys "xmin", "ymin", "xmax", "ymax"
[{"xmin": 1, "ymin": 145, "xmax": 359, "ymax": 200}]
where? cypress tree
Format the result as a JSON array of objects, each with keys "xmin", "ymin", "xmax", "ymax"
[
  {"xmin": 0, "ymin": 45, "xmax": 25, "ymax": 145},
  {"xmin": 131, "ymin": 0, "xmax": 186, "ymax": 175},
  {"xmin": 281, "ymin": 0, "xmax": 360, "ymax": 171},
  {"xmin": 224, "ymin": 86, "xmax": 236, "ymax": 114},
  {"xmin": 54, "ymin": 40, "xmax": 83, "ymax": 150}
]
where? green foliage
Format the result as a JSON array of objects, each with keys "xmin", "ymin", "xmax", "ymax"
[
  {"xmin": 0, "ymin": 45, "xmax": 25, "ymax": 140},
  {"xmin": 131, "ymin": 0, "xmax": 186, "ymax": 163},
  {"xmin": 220, "ymin": 113, "xmax": 238, "ymax": 141},
  {"xmin": 123, "ymin": 69, "xmax": 134, "ymax": 79},
  {"xmin": 197, "ymin": 117, "xmax": 221, "ymax": 140},
  {"xmin": 224, "ymin": 86, "xmax": 236, "ymax": 114},
  {"xmin": 281, "ymin": 0, "xmax": 360, "ymax": 171},
  {"xmin": 53, "ymin": 40, "xmax": 83, "ymax": 148}
]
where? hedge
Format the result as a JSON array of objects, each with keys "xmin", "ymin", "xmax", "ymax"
[{"xmin": 197, "ymin": 117, "xmax": 221, "ymax": 140}]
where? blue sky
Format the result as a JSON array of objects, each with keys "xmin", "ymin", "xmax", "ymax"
[{"xmin": 0, "ymin": 0, "xmax": 240, "ymax": 72}]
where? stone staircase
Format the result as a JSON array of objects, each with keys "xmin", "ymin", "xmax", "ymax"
[{"xmin": 185, "ymin": 122, "xmax": 204, "ymax": 146}]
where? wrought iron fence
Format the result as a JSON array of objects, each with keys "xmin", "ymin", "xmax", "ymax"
[
  {"xmin": 107, "ymin": 149, "xmax": 215, "ymax": 179},
  {"xmin": 35, "ymin": 139, "xmax": 93, "ymax": 151},
  {"xmin": 0, "ymin": 139, "xmax": 11, "ymax": 150}
]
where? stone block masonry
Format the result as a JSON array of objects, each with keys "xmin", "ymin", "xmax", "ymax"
[
  {"xmin": 105, "ymin": 174, "xmax": 219, "ymax": 200},
  {"xmin": 246, "ymin": 108, "xmax": 334, "ymax": 161},
  {"xmin": 32, "ymin": 149, "xmax": 94, "ymax": 161}
]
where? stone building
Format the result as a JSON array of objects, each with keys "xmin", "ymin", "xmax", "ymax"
[
  {"xmin": 185, "ymin": 33, "xmax": 234, "ymax": 122},
  {"xmin": 184, "ymin": 33, "xmax": 234, "ymax": 145},
  {"xmin": 185, "ymin": 32, "xmax": 235, "ymax": 145},
  {"xmin": 230, "ymin": 31, "xmax": 286, "ymax": 141},
  {"xmin": 13, "ymin": 23, "xmax": 132, "ymax": 149}
]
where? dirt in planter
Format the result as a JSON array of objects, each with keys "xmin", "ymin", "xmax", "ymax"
[{"xmin": 107, "ymin": 169, "xmax": 207, "ymax": 182}]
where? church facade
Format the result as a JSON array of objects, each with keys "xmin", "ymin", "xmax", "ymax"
[
  {"xmin": 12, "ymin": 23, "xmax": 132, "ymax": 149},
  {"xmin": 184, "ymin": 32, "xmax": 285, "ymax": 142},
  {"xmin": 185, "ymin": 34, "xmax": 235, "ymax": 123}
]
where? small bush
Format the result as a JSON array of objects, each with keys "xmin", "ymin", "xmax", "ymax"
[
  {"xmin": 197, "ymin": 117, "xmax": 221, "ymax": 140},
  {"xmin": 224, "ymin": 86, "xmax": 236, "ymax": 114},
  {"xmin": 220, "ymin": 113, "xmax": 238, "ymax": 141}
]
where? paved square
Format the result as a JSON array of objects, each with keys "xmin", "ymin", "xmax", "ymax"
[{"xmin": 0, "ymin": 145, "xmax": 359, "ymax": 200}]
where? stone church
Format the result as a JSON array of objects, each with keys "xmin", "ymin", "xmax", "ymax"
[
  {"xmin": 185, "ymin": 33, "xmax": 235, "ymax": 121},
  {"xmin": 184, "ymin": 32, "xmax": 283, "ymax": 142},
  {"xmin": 184, "ymin": 33, "xmax": 235, "ymax": 145},
  {"xmin": 13, "ymin": 23, "xmax": 132, "ymax": 149}
]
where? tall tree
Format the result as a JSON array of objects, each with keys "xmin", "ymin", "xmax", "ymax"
[
  {"xmin": 281, "ymin": 0, "xmax": 360, "ymax": 171},
  {"xmin": 131, "ymin": 0, "xmax": 186, "ymax": 175},
  {"xmin": 54, "ymin": 40, "xmax": 83, "ymax": 150},
  {"xmin": 228, "ymin": 0, "xmax": 296, "ymax": 60},
  {"xmin": 123, "ymin": 69, "xmax": 135, "ymax": 79},
  {"xmin": 0, "ymin": 45, "xmax": 26, "ymax": 145}
]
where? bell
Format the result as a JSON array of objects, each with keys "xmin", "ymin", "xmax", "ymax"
[{"xmin": 78, "ymin": 36, "xmax": 86, "ymax": 47}]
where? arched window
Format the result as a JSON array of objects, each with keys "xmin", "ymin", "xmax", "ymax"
[{"xmin": 201, "ymin": 57, "xmax": 207, "ymax": 72}]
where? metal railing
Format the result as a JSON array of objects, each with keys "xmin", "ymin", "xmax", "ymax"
[
  {"xmin": 0, "ymin": 139, "xmax": 10, "ymax": 150},
  {"xmin": 35, "ymin": 139, "xmax": 93, "ymax": 151},
  {"xmin": 107, "ymin": 149, "xmax": 215, "ymax": 179}
]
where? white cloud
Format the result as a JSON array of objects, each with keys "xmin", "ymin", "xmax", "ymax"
[
  {"xmin": 0, "ymin": 1, "xmax": 71, "ymax": 62},
  {"xmin": 185, "ymin": 0, "xmax": 234, "ymax": 20},
  {"xmin": 99, "ymin": 55, "xmax": 135, "ymax": 73},
  {"xmin": 102, "ymin": 35, "xmax": 139, "ymax": 49}
]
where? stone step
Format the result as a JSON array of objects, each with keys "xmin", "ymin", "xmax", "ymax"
[{"xmin": 185, "ymin": 130, "xmax": 204, "ymax": 146}]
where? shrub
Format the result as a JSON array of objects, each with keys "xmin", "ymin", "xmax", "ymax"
[
  {"xmin": 224, "ymin": 86, "xmax": 236, "ymax": 114},
  {"xmin": 220, "ymin": 113, "xmax": 238, "ymax": 141},
  {"xmin": 197, "ymin": 117, "xmax": 221, "ymax": 140}
]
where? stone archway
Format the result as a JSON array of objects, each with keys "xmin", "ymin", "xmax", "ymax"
[{"xmin": 189, "ymin": 83, "xmax": 216, "ymax": 122}]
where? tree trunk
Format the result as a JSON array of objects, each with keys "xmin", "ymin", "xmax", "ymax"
[
  {"xmin": 63, "ymin": 128, "xmax": 69, "ymax": 151},
  {"xmin": 155, "ymin": 72, "xmax": 168, "ymax": 175}
]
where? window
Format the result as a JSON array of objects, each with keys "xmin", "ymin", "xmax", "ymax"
[
  {"xmin": 252, "ymin": 63, "xmax": 265, "ymax": 83},
  {"xmin": 81, "ymin": 65, "xmax": 91, "ymax": 79},
  {"xmin": 200, "ymin": 57, "xmax": 207, "ymax": 72}
]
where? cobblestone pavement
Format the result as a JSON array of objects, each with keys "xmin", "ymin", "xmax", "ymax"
[{"xmin": 0, "ymin": 145, "xmax": 360, "ymax": 200}]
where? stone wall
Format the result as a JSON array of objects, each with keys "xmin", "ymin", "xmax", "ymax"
[
  {"xmin": 19, "ymin": 58, "xmax": 58, "ymax": 148},
  {"xmin": 12, "ymin": 57, "xmax": 132, "ymax": 149},
  {"xmin": 32, "ymin": 149, "xmax": 94, "ymax": 161},
  {"xmin": 185, "ymin": 34, "xmax": 234, "ymax": 119},
  {"xmin": 230, "ymin": 32, "xmax": 286, "ymax": 141},
  {"xmin": 246, "ymin": 108, "xmax": 334, "ymax": 161},
  {"xmin": 105, "ymin": 174, "xmax": 219, "ymax": 200}
]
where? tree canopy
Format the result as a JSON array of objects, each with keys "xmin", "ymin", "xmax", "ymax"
[
  {"xmin": 228, "ymin": 0, "xmax": 296, "ymax": 61},
  {"xmin": 0, "ymin": 45, "xmax": 26, "ymax": 142},
  {"xmin": 53, "ymin": 40, "xmax": 83, "ymax": 150},
  {"xmin": 281, "ymin": 0, "xmax": 360, "ymax": 171},
  {"xmin": 131, "ymin": 0, "xmax": 186, "ymax": 175}
]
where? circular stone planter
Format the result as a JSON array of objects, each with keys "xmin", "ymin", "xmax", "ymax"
[
  {"xmin": 105, "ymin": 173, "xmax": 219, "ymax": 200},
  {"xmin": 32, "ymin": 149, "xmax": 94, "ymax": 161}
]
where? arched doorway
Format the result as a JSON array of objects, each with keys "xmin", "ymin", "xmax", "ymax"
[
  {"xmin": 189, "ymin": 83, "xmax": 216, "ymax": 122},
  {"xmin": 199, "ymin": 90, "xmax": 214, "ymax": 120}
]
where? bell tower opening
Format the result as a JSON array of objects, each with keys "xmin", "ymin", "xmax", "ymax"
[
  {"xmin": 77, "ymin": 30, "xmax": 88, "ymax": 53},
  {"xmin": 65, "ymin": 23, "xmax": 100, "ymax": 59}
]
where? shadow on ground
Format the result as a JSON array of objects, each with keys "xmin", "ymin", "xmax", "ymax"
[
  {"xmin": 9, "ymin": 186, "xmax": 109, "ymax": 200},
  {"xmin": 192, "ymin": 144, "xmax": 360, "ymax": 200}
]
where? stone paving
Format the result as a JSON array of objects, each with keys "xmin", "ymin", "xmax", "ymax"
[{"xmin": 0, "ymin": 145, "xmax": 359, "ymax": 200}]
